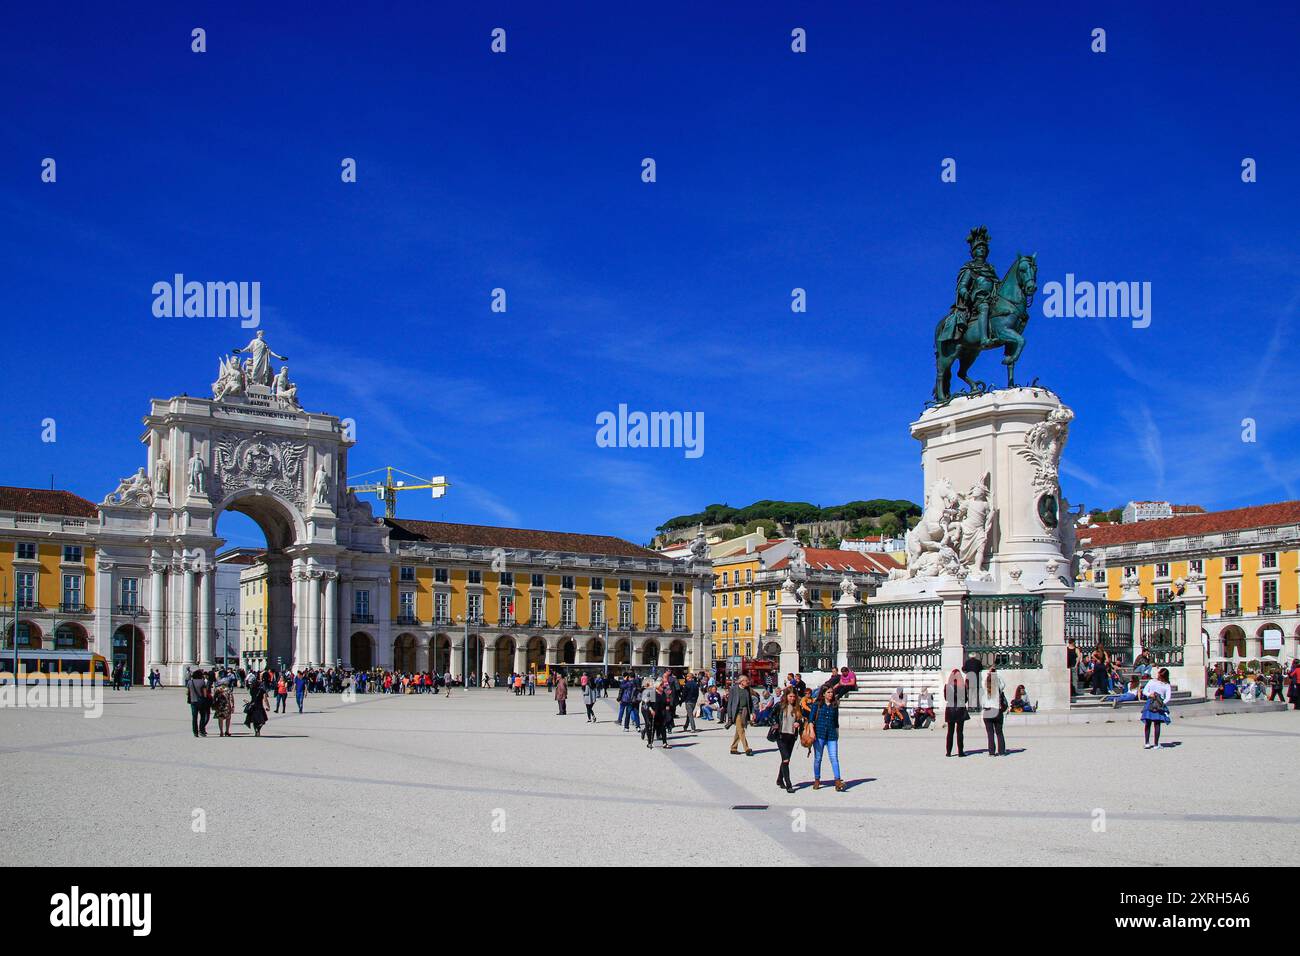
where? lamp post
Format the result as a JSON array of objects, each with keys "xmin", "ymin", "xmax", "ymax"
[{"xmin": 215, "ymin": 602, "xmax": 237, "ymax": 671}]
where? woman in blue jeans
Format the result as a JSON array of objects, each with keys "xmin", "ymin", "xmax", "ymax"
[{"xmin": 808, "ymin": 685, "xmax": 844, "ymax": 792}]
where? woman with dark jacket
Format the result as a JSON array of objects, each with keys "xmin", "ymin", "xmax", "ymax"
[
  {"xmin": 808, "ymin": 686, "xmax": 843, "ymax": 791},
  {"xmin": 244, "ymin": 676, "xmax": 270, "ymax": 737},
  {"xmin": 771, "ymin": 687, "xmax": 805, "ymax": 793},
  {"xmin": 944, "ymin": 668, "xmax": 969, "ymax": 757}
]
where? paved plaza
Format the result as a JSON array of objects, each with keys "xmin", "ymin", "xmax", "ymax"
[{"xmin": 2, "ymin": 687, "xmax": 1297, "ymax": 867}]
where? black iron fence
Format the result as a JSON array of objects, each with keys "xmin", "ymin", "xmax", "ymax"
[
  {"xmin": 846, "ymin": 601, "xmax": 942, "ymax": 672},
  {"xmin": 1140, "ymin": 602, "xmax": 1186, "ymax": 666},
  {"xmin": 796, "ymin": 608, "xmax": 837, "ymax": 672},
  {"xmin": 1065, "ymin": 599, "xmax": 1134, "ymax": 665},
  {"xmin": 962, "ymin": 595, "xmax": 1043, "ymax": 669}
]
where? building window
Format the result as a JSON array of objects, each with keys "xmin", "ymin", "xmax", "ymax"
[
  {"xmin": 710, "ymin": 621, "xmax": 717, "ymax": 633},
  {"xmin": 722, "ymin": 571, "xmax": 729, "ymax": 585},
  {"xmin": 673, "ymin": 581, "xmax": 684, "ymax": 595},
  {"xmin": 398, "ymin": 591, "xmax": 416, "ymax": 621},
  {"xmin": 1224, "ymin": 582, "xmax": 1240, "ymax": 609},
  {"xmin": 619, "ymin": 600, "xmax": 632, "ymax": 627},
  {"xmin": 62, "ymin": 574, "xmax": 82, "ymax": 610},
  {"xmin": 1155, "ymin": 563, "xmax": 1169, "ymax": 578},
  {"xmin": 432, "ymin": 591, "xmax": 447, "ymax": 623},
  {"xmin": 647, "ymin": 603, "xmax": 660, "ymax": 628},
  {"xmin": 1093, "ymin": 569, "xmax": 1105, "ymax": 583},
  {"xmin": 499, "ymin": 571, "xmax": 514, "ymax": 587},
  {"xmin": 468, "ymin": 570, "xmax": 482, "ymax": 585},
  {"xmin": 590, "ymin": 576, "xmax": 603, "ymax": 591},
  {"xmin": 355, "ymin": 589, "xmax": 371, "ymax": 618},
  {"xmin": 745, "ymin": 569, "xmax": 753, "ymax": 583},
  {"xmin": 1156, "ymin": 587, "xmax": 1172, "ymax": 603},
  {"xmin": 15, "ymin": 542, "xmax": 35, "ymax": 560},
  {"xmin": 120, "ymin": 577, "xmax": 139, "ymax": 610},
  {"xmin": 647, "ymin": 580, "xmax": 659, "ymax": 594},
  {"xmin": 467, "ymin": 593, "xmax": 482, "ymax": 622},
  {"xmin": 768, "ymin": 589, "xmax": 777, "ymax": 602},
  {"xmin": 672, "ymin": 603, "xmax": 685, "ymax": 628},
  {"xmin": 1225, "ymin": 556, "xmax": 1240, "ymax": 572},
  {"xmin": 1190, "ymin": 559, "xmax": 1203, "ymax": 574},
  {"xmin": 1124, "ymin": 566, "xmax": 1136, "ymax": 578},
  {"xmin": 619, "ymin": 578, "xmax": 631, "ymax": 593},
  {"xmin": 768, "ymin": 608, "xmax": 777, "ymax": 631},
  {"xmin": 731, "ymin": 617, "xmax": 739, "ymax": 633},
  {"xmin": 743, "ymin": 642, "xmax": 752, "ymax": 657},
  {"xmin": 530, "ymin": 595, "xmax": 544, "ymax": 625},
  {"xmin": 399, "ymin": 565, "xmax": 416, "ymax": 582},
  {"xmin": 721, "ymin": 619, "xmax": 729, "ymax": 633},
  {"xmin": 810, "ymin": 589, "xmax": 821, "ymax": 603},
  {"xmin": 1261, "ymin": 552, "xmax": 1278, "ymax": 569},
  {"xmin": 560, "ymin": 598, "xmax": 575, "ymax": 626},
  {"xmin": 562, "ymin": 575, "xmax": 575, "ymax": 591},
  {"xmin": 500, "ymin": 593, "xmax": 515, "ymax": 623},
  {"xmin": 1262, "ymin": 579, "xmax": 1279, "ymax": 609},
  {"xmin": 531, "ymin": 573, "xmax": 545, "ymax": 587},
  {"xmin": 589, "ymin": 599, "xmax": 604, "ymax": 626},
  {"xmin": 63, "ymin": 545, "xmax": 83, "ymax": 563},
  {"xmin": 15, "ymin": 571, "xmax": 35, "ymax": 609},
  {"xmin": 744, "ymin": 591, "xmax": 753, "ymax": 605},
  {"xmin": 434, "ymin": 567, "xmax": 448, "ymax": 584},
  {"xmin": 721, "ymin": 593, "xmax": 728, "ymax": 608},
  {"xmin": 744, "ymin": 617, "xmax": 752, "ymax": 632}
]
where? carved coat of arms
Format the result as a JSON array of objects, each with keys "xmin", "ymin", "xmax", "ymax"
[{"xmin": 210, "ymin": 432, "xmax": 306, "ymax": 506}]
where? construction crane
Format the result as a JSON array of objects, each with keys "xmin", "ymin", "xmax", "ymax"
[{"xmin": 347, "ymin": 467, "xmax": 449, "ymax": 518}]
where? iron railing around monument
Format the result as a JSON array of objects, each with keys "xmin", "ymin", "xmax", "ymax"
[
  {"xmin": 1065, "ymin": 599, "xmax": 1134, "ymax": 665},
  {"xmin": 846, "ymin": 601, "xmax": 943, "ymax": 672},
  {"xmin": 962, "ymin": 595, "xmax": 1043, "ymax": 669},
  {"xmin": 1140, "ymin": 602, "xmax": 1185, "ymax": 667},
  {"xmin": 796, "ymin": 608, "xmax": 837, "ymax": 673}
]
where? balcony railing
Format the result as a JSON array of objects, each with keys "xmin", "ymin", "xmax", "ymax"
[
  {"xmin": 645, "ymin": 624, "xmax": 663, "ymax": 633},
  {"xmin": 115, "ymin": 604, "xmax": 147, "ymax": 616},
  {"xmin": 59, "ymin": 603, "xmax": 90, "ymax": 614},
  {"xmin": 395, "ymin": 614, "xmax": 420, "ymax": 625},
  {"xmin": 15, "ymin": 601, "xmax": 45, "ymax": 612},
  {"xmin": 352, "ymin": 614, "xmax": 375, "ymax": 624},
  {"xmin": 1258, "ymin": 604, "xmax": 1282, "ymax": 616},
  {"xmin": 1221, "ymin": 607, "xmax": 1242, "ymax": 618},
  {"xmin": 672, "ymin": 625, "xmax": 690, "ymax": 633}
]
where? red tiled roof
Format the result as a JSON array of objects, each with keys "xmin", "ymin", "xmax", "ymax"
[
  {"xmin": 0, "ymin": 486, "xmax": 98, "ymax": 518},
  {"xmin": 770, "ymin": 547, "xmax": 901, "ymax": 574},
  {"xmin": 1078, "ymin": 500, "xmax": 1300, "ymax": 547},
  {"xmin": 385, "ymin": 518, "xmax": 662, "ymax": 559},
  {"xmin": 1170, "ymin": 504, "xmax": 1206, "ymax": 514}
]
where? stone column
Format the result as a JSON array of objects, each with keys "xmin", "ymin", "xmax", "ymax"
[
  {"xmin": 514, "ymin": 639, "xmax": 528, "ymax": 674},
  {"xmin": 181, "ymin": 559, "xmax": 196, "ymax": 669},
  {"xmin": 93, "ymin": 559, "xmax": 113, "ymax": 662},
  {"xmin": 148, "ymin": 561, "xmax": 167, "ymax": 673},
  {"xmin": 450, "ymin": 627, "xmax": 465, "ymax": 679},
  {"xmin": 291, "ymin": 562, "xmax": 309, "ymax": 669},
  {"xmin": 1032, "ymin": 580, "xmax": 1072, "ymax": 713},
  {"xmin": 1122, "ymin": 586, "xmax": 1145, "ymax": 663},
  {"xmin": 324, "ymin": 571, "xmax": 339, "ymax": 668},
  {"xmin": 777, "ymin": 581, "xmax": 802, "ymax": 678},
  {"xmin": 834, "ymin": 587, "xmax": 859, "ymax": 672},
  {"xmin": 308, "ymin": 570, "xmax": 323, "ymax": 667},
  {"xmin": 934, "ymin": 579, "xmax": 968, "ymax": 678},
  {"xmin": 198, "ymin": 561, "xmax": 214, "ymax": 667},
  {"xmin": 1178, "ymin": 580, "xmax": 1208, "ymax": 698}
]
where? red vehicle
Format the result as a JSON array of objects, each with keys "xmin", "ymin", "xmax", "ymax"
[{"xmin": 715, "ymin": 656, "xmax": 778, "ymax": 688}]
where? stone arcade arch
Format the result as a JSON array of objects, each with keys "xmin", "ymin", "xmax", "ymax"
[
  {"xmin": 494, "ymin": 636, "xmax": 516, "ymax": 676},
  {"xmin": 90, "ymin": 334, "xmax": 392, "ymax": 683},
  {"xmin": 350, "ymin": 632, "xmax": 374, "ymax": 671}
]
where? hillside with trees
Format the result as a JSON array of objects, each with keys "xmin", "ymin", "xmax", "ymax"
[{"xmin": 656, "ymin": 498, "xmax": 921, "ymax": 544}]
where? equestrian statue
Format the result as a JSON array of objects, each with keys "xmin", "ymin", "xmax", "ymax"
[{"xmin": 933, "ymin": 226, "xmax": 1037, "ymax": 404}]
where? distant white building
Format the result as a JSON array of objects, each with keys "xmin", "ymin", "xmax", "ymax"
[
  {"xmin": 840, "ymin": 534, "xmax": 905, "ymax": 554},
  {"xmin": 1121, "ymin": 501, "xmax": 1205, "ymax": 524}
]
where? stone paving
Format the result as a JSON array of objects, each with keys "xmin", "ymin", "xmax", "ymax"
[{"xmin": 2, "ymin": 685, "xmax": 1297, "ymax": 866}]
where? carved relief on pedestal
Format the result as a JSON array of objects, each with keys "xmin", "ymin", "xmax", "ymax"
[
  {"xmin": 893, "ymin": 472, "xmax": 997, "ymax": 582},
  {"xmin": 1018, "ymin": 404, "xmax": 1073, "ymax": 531}
]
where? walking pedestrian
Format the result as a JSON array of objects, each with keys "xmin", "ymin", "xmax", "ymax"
[
  {"xmin": 212, "ymin": 678, "xmax": 234, "ymax": 737},
  {"xmin": 943, "ymin": 668, "xmax": 969, "ymax": 757},
  {"xmin": 244, "ymin": 676, "xmax": 270, "ymax": 737},
  {"xmin": 1142, "ymin": 667, "xmax": 1174, "ymax": 749},
  {"xmin": 808, "ymin": 685, "xmax": 843, "ymax": 791},
  {"xmin": 981, "ymin": 665, "xmax": 1008, "ymax": 757},
  {"xmin": 294, "ymin": 671, "xmax": 306, "ymax": 713},
  {"xmin": 682, "ymin": 671, "xmax": 699, "ymax": 732},
  {"xmin": 726, "ymin": 676, "xmax": 755, "ymax": 756},
  {"xmin": 770, "ymin": 686, "xmax": 804, "ymax": 793},
  {"xmin": 582, "ymin": 679, "xmax": 598, "ymax": 722},
  {"xmin": 186, "ymin": 668, "xmax": 211, "ymax": 738}
]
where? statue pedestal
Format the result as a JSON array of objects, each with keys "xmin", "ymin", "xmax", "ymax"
[{"xmin": 909, "ymin": 386, "xmax": 1074, "ymax": 592}]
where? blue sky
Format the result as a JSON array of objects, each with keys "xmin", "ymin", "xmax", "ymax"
[{"xmin": 2, "ymin": 1, "xmax": 1298, "ymax": 549}]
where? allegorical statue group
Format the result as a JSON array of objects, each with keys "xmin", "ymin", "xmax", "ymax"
[
  {"xmin": 893, "ymin": 472, "xmax": 996, "ymax": 581},
  {"xmin": 212, "ymin": 330, "xmax": 299, "ymax": 409},
  {"xmin": 933, "ymin": 226, "xmax": 1038, "ymax": 403}
]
